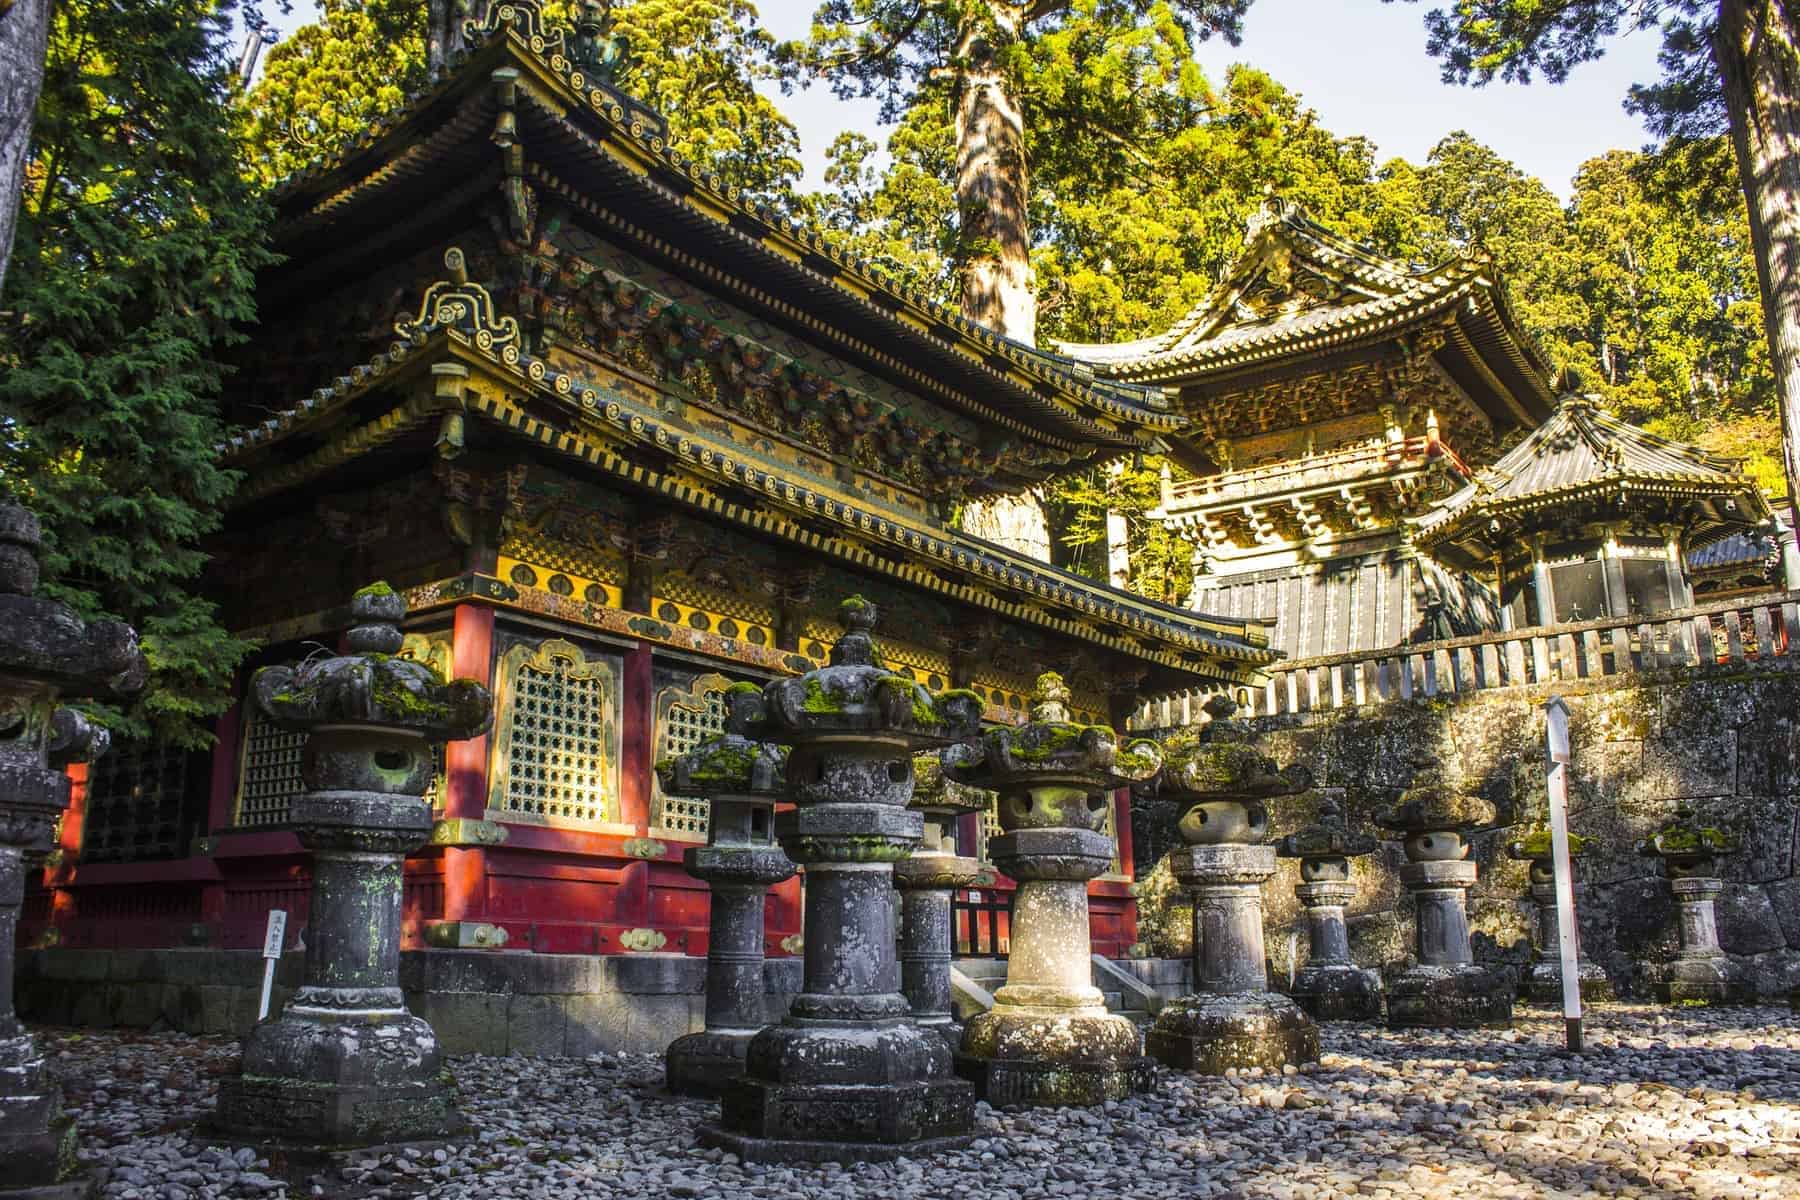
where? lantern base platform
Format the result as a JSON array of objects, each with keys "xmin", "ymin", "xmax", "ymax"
[
  {"xmin": 708, "ymin": 1018, "xmax": 975, "ymax": 1160},
  {"xmin": 1146, "ymin": 992, "xmax": 1320, "ymax": 1074},
  {"xmin": 213, "ymin": 1008, "xmax": 464, "ymax": 1147},
  {"xmin": 956, "ymin": 1006, "xmax": 1154, "ymax": 1107},
  {"xmin": 1386, "ymin": 965, "xmax": 1514, "ymax": 1029},
  {"xmin": 1522, "ymin": 960, "xmax": 1613, "ymax": 1006},
  {"xmin": 0, "ymin": 1035, "xmax": 88, "ymax": 1198},
  {"xmin": 1291, "ymin": 965, "xmax": 1383, "ymax": 1023},
  {"xmin": 1653, "ymin": 956, "xmax": 1752, "ymax": 1006},
  {"xmin": 665, "ymin": 1029, "xmax": 756, "ymax": 1099}
]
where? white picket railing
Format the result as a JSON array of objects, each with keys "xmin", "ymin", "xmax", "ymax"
[{"xmin": 1134, "ymin": 589, "xmax": 1800, "ymax": 730}]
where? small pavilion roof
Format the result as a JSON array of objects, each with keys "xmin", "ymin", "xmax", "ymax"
[{"xmin": 1416, "ymin": 394, "xmax": 1772, "ymax": 556}]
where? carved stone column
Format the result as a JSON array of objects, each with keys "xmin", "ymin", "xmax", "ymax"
[
  {"xmin": 214, "ymin": 585, "xmax": 493, "ymax": 1147},
  {"xmin": 1505, "ymin": 831, "xmax": 1612, "ymax": 1005},
  {"xmin": 1377, "ymin": 755, "xmax": 1513, "ymax": 1029},
  {"xmin": 0, "ymin": 504, "xmax": 145, "ymax": 1200},
  {"xmin": 700, "ymin": 598, "xmax": 982, "ymax": 1162},
  {"xmin": 1638, "ymin": 806, "xmax": 1746, "ymax": 1005},
  {"xmin": 1276, "ymin": 799, "xmax": 1382, "ymax": 1021},
  {"xmin": 655, "ymin": 723, "xmax": 794, "ymax": 1097},
  {"xmin": 945, "ymin": 673, "xmax": 1163, "ymax": 1107},
  {"xmin": 897, "ymin": 757, "xmax": 988, "ymax": 1049},
  {"xmin": 1145, "ymin": 697, "xmax": 1319, "ymax": 1072}
]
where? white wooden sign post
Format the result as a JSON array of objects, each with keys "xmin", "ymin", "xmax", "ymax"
[
  {"xmin": 257, "ymin": 908, "xmax": 288, "ymax": 1022},
  {"xmin": 1544, "ymin": 696, "xmax": 1583, "ymax": 1052}
]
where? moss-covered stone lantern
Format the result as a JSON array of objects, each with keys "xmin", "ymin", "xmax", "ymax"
[
  {"xmin": 943, "ymin": 671, "xmax": 1163, "ymax": 1107},
  {"xmin": 0, "ymin": 503, "xmax": 145, "ymax": 1198},
  {"xmin": 1276, "ymin": 798, "xmax": 1382, "ymax": 1021},
  {"xmin": 214, "ymin": 583, "xmax": 493, "ymax": 1147},
  {"xmin": 1375, "ymin": 754, "xmax": 1513, "ymax": 1029},
  {"xmin": 699, "ymin": 596, "xmax": 983, "ymax": 1162},
  {"xmin": 1505, "ymin": 829, "xmax": 1612, "ymax": 1005},
  {"xmin": 655, "ymin": 715, "xmax": 794, "ymax": 1097},
  {"xmin": 899, "ymin": 755, "xmax": 990, "ymax": 1049},
  {"xmin": 1144, "ymin": 695, "xmax": 1319, "ymax": 1072},
  {"xmin": 1637, "ymin": 805, "xmax": 1746, "ymax": 1004}
]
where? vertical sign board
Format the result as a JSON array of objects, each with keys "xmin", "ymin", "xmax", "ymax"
[
  {"xmin": 1544, "ymin": 696, "xmax": 1583, "ymax": 1052},
  {"xmin": 258, "ymin": 909, "xmax": 288, "ymax": 1022}
]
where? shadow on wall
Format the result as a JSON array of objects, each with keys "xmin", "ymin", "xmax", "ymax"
[{"xmin": 1130, "ymin": 671, "xmax": 1800, "ymax": 1001}]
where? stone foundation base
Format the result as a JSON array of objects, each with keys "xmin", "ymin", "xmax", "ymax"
[
  {"xmin": 664, "ymin": 1029, "xmax": 752, "ymax": 1098},
  {"xmin": 0, "ymin": 1035, "xmax": 86, "ymax": 1198},
  {"xmin": 955, "ymin": 1006, "xmax": 1152, "ymax": 1107},
  {"xmin": 1386, "ymin": 965, "xmax": 1513, "ymax": 1029},
  {"xmin": 0, "ymin": 1181, "xmax": 91, "ymax": 1200},
  {"xmin": 213, "ymin": 1073, "xmax": 464, "ymax": 1148},
  {"xmin": 1145, "ymin": 992, "xmax": 1319, "ymax": 1074},
  {"xmin": 1291, "ymin": 964, "xmax": 1383, "ymax": 1022},
  {"xmin": 710, "ymin": 1077, "xmax": 974, "ymax": 1162},
  {"xmin": 1523, "ymin": 961, "xmax": 1613, "ymax": 1006},
  {"xmin": 1654, "ymin": 957, "xmax": 1753, "ymax": 1006}
]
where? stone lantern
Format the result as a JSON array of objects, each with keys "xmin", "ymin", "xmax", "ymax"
[
  {"xmin": 1637, "ymin": 804, "xmax": 1745, "ymax": 1004},
  {"xmin": 1276, "ymin": 798, "xmax": 1382, "ymax": 1022},
  {"xmin": 944, "ymin": 671, "xmax": 1163, "ymax": 1106},
  {"xmin": 700, "ymin": 596, "xmax": 983, "ymax": 1162},
  {"xmin": 654, "ymin": 716, "xmax": 794, "ymax": 1097},
  {"xmin": 1505, "ymin": 829, "xmax": 1612, "ymax": 1005},
  {"xmin": 215, "ymin": 583, "xmax": 493, "ymax": 1146},
  {"xmin": 1376, "ymin": 754, "xmax": 1513, "ymax": 1029},
  {"xmin": 0, "ymin": 504, "xmax": 144, "ymax": 1199},
  {"xmin": 897, "ymin": 755, "xmax": 988, "ymax": 1049},
  {"xmin": 1144, "ymin": 695, "xmax": 1318, "ymax": 1072}
]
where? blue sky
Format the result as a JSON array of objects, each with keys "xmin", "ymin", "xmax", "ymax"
[{"xmin": 259, "ymin": 1, "xmax": 1669, "ymax": 200}]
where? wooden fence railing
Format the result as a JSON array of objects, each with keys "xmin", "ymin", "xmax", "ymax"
[{"xmin": 1133, "ymin": 589, "xmax": 1800, "ymax": 728}]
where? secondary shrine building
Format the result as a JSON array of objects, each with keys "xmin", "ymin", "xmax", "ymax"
[{"xmin": 23, "ymin": 3, "xmax": 1273, "ymax": 983}]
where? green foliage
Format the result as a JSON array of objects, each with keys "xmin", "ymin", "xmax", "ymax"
[
  {"xmin": 0, "ymin": 0, "xmax": 270, "ymax": 748},
  {"xmin": 241, "ymin": 0, "xmax": 803, "ymax": 199}
]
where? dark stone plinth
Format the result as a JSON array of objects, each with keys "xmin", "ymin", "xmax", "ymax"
[
  {"xmin": 1144, "ymin": 699, "xmax": 1320, "ymax": 1072},
  {"xmin": 0, "ymin": 504, "xmax": 145, "ymax": 1200},
  {"xmin": 656, "ymin": 731, "xmax": 794, "ymax": 1099},
  {"xmin": 213, "ymin": 584, "xmax": 491, "ymax": 1148},
  {"xmin": 1279, "ymin": 804, "xmax": 1382, "ymax": 1023},
  {"xmin": 1506, "ymin": 836, "xmax": 1612, "ymax": 1006},
  {"xmin": 942, "ymin": 674, "xmax": 1163, "ymax": 1108},
  {"xmin": 704, "ymin": 598, "xmax": 980, "ymax": 1160},
  {"xmin": 1377, "ymin": 755, "xmax": 1512, "ymax": 1030}
]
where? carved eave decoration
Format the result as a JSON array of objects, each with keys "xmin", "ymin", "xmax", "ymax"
[
  {"xmin": 221, "ymin": 258, "xmax": 1276, "ymax": 689},
  {"xmin": 1058, "ymin": 198, "xmax": 1554, "ymax": 454},
  {"xmin": 257, "ymin": 0, "xmax": 1178, "ymax": 493}
]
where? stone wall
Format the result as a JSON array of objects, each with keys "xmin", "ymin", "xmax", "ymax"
[
  {"xmin": 17, "ymin": 948, "xmax": 802, "ymax": 1055},
  {"xmin": 1133, "ymin": 668, "xmax": 1800, "ymax": 1001}
]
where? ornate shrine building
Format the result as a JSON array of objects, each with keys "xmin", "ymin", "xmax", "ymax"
[
  {"xmin": 23, "ymin": 2, "xmax": 1273, "ymax": 974},
  {"xmin": 1061, "ymin": 201, "xmax": 1558, "ymax": 657}
]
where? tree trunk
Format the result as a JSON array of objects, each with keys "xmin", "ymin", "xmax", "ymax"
[
  {"xmin": 954, "ymin": 4, "xmax": 1033, "ymax": 344},
  {"xmin": 427, "ymin": 0, "xmax": 467, "ymax": 80},
  {"xmin": 1717, "ymin": 0, "xmax": 1800, "ymax": 519},
  {"xmin": 960, "ymin": 490, "xmax": 1052, "ymax": 560},
  {"xmin": 0, "ymin": 0, "xmax": 50, "ymax": 297}
]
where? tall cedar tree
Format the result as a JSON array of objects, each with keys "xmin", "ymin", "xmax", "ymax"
[
  {"xmin": 1396, "ymin": 0, "xmax": 1800, "ymax": 505},
  {"xmin": 244, "ymin": 0, "xmax": 802, "ymax": 200},
  {"xmin": 0, "ymin": 0, "xmax": 270, "ymax": 747},
  {"xmin": 780, "ymin": 1, "xmax": 1251, "ymax": 343},
  {"xmin": 0, "ymin": 0, "xmax": 52, "ymax": 293}
]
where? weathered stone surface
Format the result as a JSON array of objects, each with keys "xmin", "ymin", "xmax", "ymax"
[{"xmin": 1716, "ymin": 883, "xmax": 1787, "ymax": 956}]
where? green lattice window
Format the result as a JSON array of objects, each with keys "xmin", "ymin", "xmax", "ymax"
[
  {"xmin": 235, "ymin": 709, "xmax": 307, "ymax": 827},
  {"xmin": 84, "ymin": 739, "xmax": 192, "ymax": 862}
]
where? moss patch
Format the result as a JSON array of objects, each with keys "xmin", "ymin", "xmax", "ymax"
[{"xmin": 354, "ymin": 580, "xmax": 397, "ymax": 599}]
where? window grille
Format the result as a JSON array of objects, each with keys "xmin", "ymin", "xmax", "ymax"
[
  {"xmin": 650, "ymin": 673, "xmax": 732, "ymax": 840},
  {"xmin": 83, "ymin": 739, "xmax": 190, "ymax": 862},
  {"xmin": 488, "ymin": 638, "xmax": 619, "ymax": 827},
  {"xmin": 977, "ymin": 799, "xmax": 1003, "ymax": 862},
  {"xmin": 236, "ymin": 708, "xmax": 307, "ymax": 827}
]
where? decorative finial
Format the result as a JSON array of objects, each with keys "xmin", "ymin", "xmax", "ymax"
[
  {"xmin": 828, "ymin": 595, "xmax": 878, "ymax": 667},
  {"xmin": 1030, "ymin": 671, "xmax": 1071, "ymax": 723},
  {"xmin": 346, "ymin": 582, "xmax": 405, "ymax": 655}
]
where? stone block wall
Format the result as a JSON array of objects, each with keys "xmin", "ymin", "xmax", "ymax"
[
  {"xmin": 17, "ymin": 948, "xmax": 803, "ymax": 1055},
  {"xmin": 1133, "ymin": 669, "xmax": 1800, "ymax": 1001}
]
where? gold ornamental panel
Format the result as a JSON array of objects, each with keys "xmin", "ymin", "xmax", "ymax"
[
  {"xmin": 487, "ymin": 638, "xmax": 623, "ymax": 829},
  {"xmin": 648, "ymin": 672, "xmax": 734, "ymax": 841}
]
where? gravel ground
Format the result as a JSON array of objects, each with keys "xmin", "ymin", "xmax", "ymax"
[{"xmin": 43, "ymin": 1003, "xmax": 1800, "ymax": 1199}]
